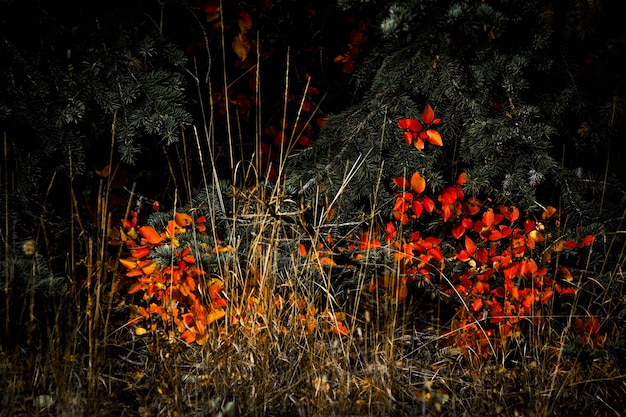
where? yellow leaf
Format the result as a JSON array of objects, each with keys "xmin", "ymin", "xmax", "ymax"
[
  {"xmin": 135, "ymin": 327, "xmax": 148, "ymax": 335},
  {"xmin": 232, "ymin": 33, "xmax": 250, "ymax": 61},
  {"xmin": 207, "ymin": 308, "xmax": 226, "ymax": 324},
  {"xmin": 140, "ymin": 260, "xmax": 158, "ymax": 275}
]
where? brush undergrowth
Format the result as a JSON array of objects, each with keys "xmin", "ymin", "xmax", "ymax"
[{"xmin": 2, "ymin": 19, "xmax": 626, "ymax": 417}]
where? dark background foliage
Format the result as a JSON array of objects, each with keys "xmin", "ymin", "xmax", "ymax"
[{"xmin": 1, "ymin": 0, "xmax": 625, "ymax": 302}]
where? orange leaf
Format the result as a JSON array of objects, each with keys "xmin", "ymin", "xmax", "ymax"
[
  {"xmin": 298, "ymin": 243, "xmax": 308, "ymax": 256},
  {"xmin": 96, "ymin": 165, "xmax": 111, "ymax": 178},
  {"xmin": 319, "ymin": 257, "xmax": 337, "ymax": 266},
  {"xmin": 140, "ymin": 260, "xmax": 158, "ymax": 275},
  {"xmin": 182, "ymin": 254, "xmax": 196, "ymax": 264},
  {"xmin": 181, "ymin": 329, "xmax": 196, "ymax": 344},
  {"xmin": 558, "ymin": 265, "xmax": 574, "ymax": 281},
  {"xmin": 425, "ymin": 129, "xmax": 442, "ymax": 146},
  {"xmin": 119, "ymin": 258, "xmax": 137, "ymax": 269},
  {"xmin": 422, "ymin": 104, "xmax": 435, "ymax": 124},
  {"xmin": 541, "ymin": 206, "xmax": 557, "ymax": 220},
  {"xmin": 131, "ymin": 247, "xmax": 151, "ymax": 259},
  {"xmin": 138, "ymin": 226, "xmax": 163, "ymax": 244},
  {"xmin": 128, "ymin": 282, "xmax": 144, "ymax": 294},
  {"xmin": 207, "ymin": 279, "xmax": 223, "ymax": 300},
  {"xmin": 232, "ymin": 33, "xmax": 251, "ymax": 61},
  {"xmin": 331, "ymin": 321, "xmax": 349, "ymax": 335},
  {"xmin": 410, "ymin": 171, "xmax": 426, "ymax": 194},
  {"xmin": 174, "ymin": 212, "xmax": 193, "ymax": 227}
]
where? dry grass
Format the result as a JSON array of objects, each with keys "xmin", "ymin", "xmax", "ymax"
[{"xmin": 2, "ymin": 50, "xmax": 626, "ymax": 417}]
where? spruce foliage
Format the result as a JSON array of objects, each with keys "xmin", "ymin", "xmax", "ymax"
[{"xmin": 286, "ymin": 0, "xmax": 626, "ymax": 234}]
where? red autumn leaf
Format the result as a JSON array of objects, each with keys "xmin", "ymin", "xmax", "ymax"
[
  {"xmin": 483, "ymin": 208, "xmax": 495, "ymax": 228},
  {"xmin": 563, "ymin": 240, "xmax": 578, "ymax": 249},
  {"xmin": 556, "ymin": 286, "xmax": 576, "ymax": 296},
  {"xmin": 504, "ymin": 263, "xmax": 519, "ymax": 280},
  {"xmin": 301, "ymin": 100, "xmax": 315, "ymax": 113},
  {"xmin": 393, "ymin": 176, "xmax": 410, "ymax": 189},
  {"xmin": 471, "ymin": 297, "xmax": 483, "ymax": 312},
  {"xmin": 425, "ymin": 129, "xmax": 443, "ymax": 146},
  {"xmin": 422, "ymin": 197, "xmax": 435, "ymax": 213},
  {"xmin": 410, "ymin": 171, "xmax": 426, "ymax": 194},
  {"xmin": 464, "ymin": 235, "xmax": 477, "ymax": 255},
  {"xmin": 439, "ymin": 186, "xmax": 459, "ymax": 206},
  {"xmin": 452, "ymin": 222, "xmax": 466, "ymax": 239},
  {"xmin": 462, "ymin": 217, "xmax": 473, "ymax": 229},
  {"xmin": 579, "ymin": 235, "xmax": 595, "ymax": 247},
  {"xmin": 138, "ymin": 225, "xmax": 163, "ymax": 244},
  {"xmin": 398, "ymin": 118, "xmax": 422, "ymax": 132},
  {"xmin": 393, "ymin": 211, "xmax": 409, "ymax": 225},
  {"xmin": 441, "ymin": 205, "xmax": 453, "ymax": 223},
  {"xmin": 475, "ymin": 247, "xmax": 489, "ymax": 265},
  {"xmin": 427, "ymin": 247, "xmax": 444, "ymax": 262},
  {"xmin": 298, "ymin": 243, "xmax": 307, "ymax": 256},
  {"xmin": 316, "ymin": 117, "xmax": 329, "ymax": 129},
  {"xmin": 541, "ymin": 287, "xmax": 554, "ymax": 304},
  {"xmin": 524, "ymin": 219, "xmax": 536, "ymax": 234},
  {"xmin": 422, "ymin": 104, "xmax": 435, "ymax": 124},
  {"xmin": 411, "ymin": 200, "xmax": 423, "ymax": 218},
  {"xmin": 522, "ymin": 294, "xmax": 535, "ymax": 313}
]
